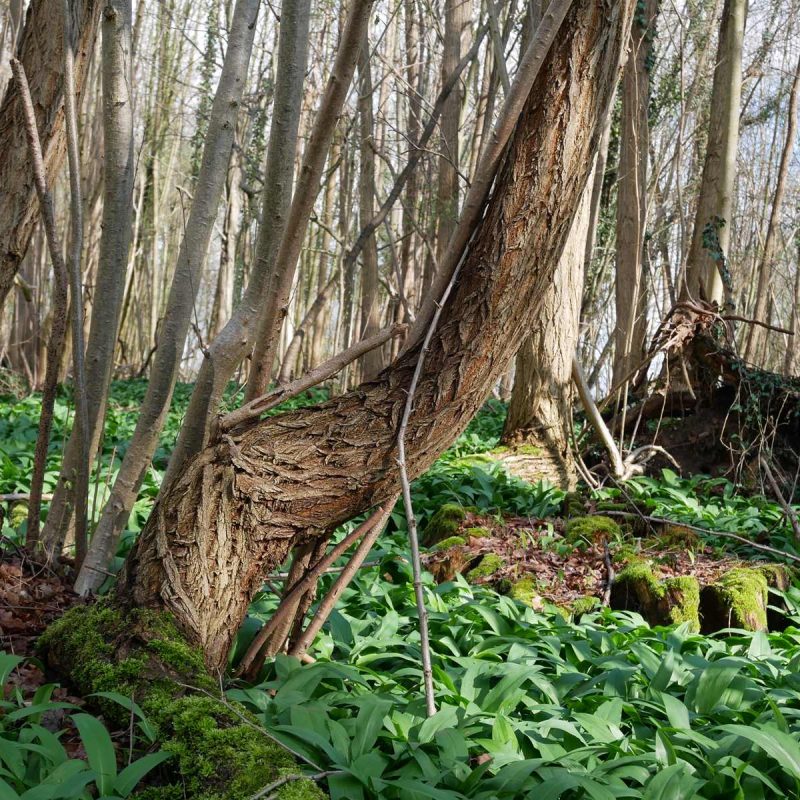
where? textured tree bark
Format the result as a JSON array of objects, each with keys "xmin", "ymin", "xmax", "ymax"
[
  {"xmin": 0, "ymin": 0, "xmax": 101, "ymax": 308},
  {"xmin": 612, "ymin": 0, "xmax": 657, "ymax": 387},
  {"xmin": 501, "ymin": 177, "xmax": 593, "ymax": 489},
  {"xmin": 682, "ymin": 0, "xmax": 746, "ymax": 304},
  {"xmin": 116, "ymin": 0, "xmax": 634, "ymax": 672}
]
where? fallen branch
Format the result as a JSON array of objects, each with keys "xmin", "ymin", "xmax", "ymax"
[
  {"xmin": 221, "ymin": 323, "xmax": 407, "ymax": 432},
  {"xmin": 601, "ymin": 510, "xmax": 800, "ymax": 564},
  {"xmin": 602, "ymin": 542, "xmax": 615, "ymax": 606}
]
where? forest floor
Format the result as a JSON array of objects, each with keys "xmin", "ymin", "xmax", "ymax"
[{"xmin": 2, "ymin": 383, "xmax": 800, "ymax": 799}]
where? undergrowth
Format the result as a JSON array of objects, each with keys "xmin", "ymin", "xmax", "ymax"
[{"xmin": 3, "ymin": 384, "xmax": 800, "ymax": 798}]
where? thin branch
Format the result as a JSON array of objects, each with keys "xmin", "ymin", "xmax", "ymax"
[
  {"xmin": 221, "ymin": 323, "xmax": 407, "ymax": 432},
  {"xmin": 761, "ymin": 457, "xmax": 800, "ymax": 542},
  {"xmin": 602, "ymin": 510, "xmax": 800, "ymax": 563},
  {"xmin": 63, "ymin": 0, "xmax": 90, "ymax": 568},
  {"xmin": 236, "ymin": 502, "xmax": 396, "ymax": 676},
  {"xmin": 289, "ymin": 499, "xmax": 395, "ymax": 658}
]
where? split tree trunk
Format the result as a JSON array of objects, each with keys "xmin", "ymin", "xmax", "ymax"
[{"xmin": 115, "ymin": 0, "xmax": 635, "ymax": 672}]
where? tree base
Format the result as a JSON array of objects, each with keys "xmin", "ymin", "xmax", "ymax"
[{"xmin": 38, "ymin": 602, "xmax": 322, "ymax": 800}]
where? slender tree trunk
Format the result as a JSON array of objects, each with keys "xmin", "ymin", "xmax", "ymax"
[
  {"xmin": 356, "ymin": 32, "xmax": 383, "ymax": 380},
  {"xmin": 42, "ymin": 0, "xmax": 135, "ymax": 559},
  {"xmin": 0, "ymin": 0, "xmax": 101, "ymax": 308},
  {"xmin": 743, "ymin": 51, "xmax": 800, "ymax": 364},
  {"xmin": 785, "ymin": 233, "xmax": 800, "ymax": 376},
  {"xmin": 502, "ymin": 176, "xmax": 594, "ymax": 489},
  {"xmin": 74, "ymin": 0, "xmax": 261, "ymax": 591},
  {"xmin": 246, "ymin": 0, "xmax": 372, "ymax": 400},
  {"xmin": 434, "ymin": 0, "xmax": 471, "ymax": 273},
  {"xmin": 115, "ymin": 0, "xmax": 634, "ymax": 671},
  {"xmin": 682, "ymin": 0, "xmax": 747, "ymax": 304},
  {"xmin": 612, "ymin": 0, "xmax": 656, "ymax": 387}
]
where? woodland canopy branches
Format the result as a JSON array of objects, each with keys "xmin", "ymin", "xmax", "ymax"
[{"xmin": 0, "ymin": 0, "xmax": 800, "ymax": 798}]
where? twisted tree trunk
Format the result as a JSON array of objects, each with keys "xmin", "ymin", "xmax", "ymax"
[{"xmin": 116, "ymin": 0, "xmax": 635, "ymax": 672}]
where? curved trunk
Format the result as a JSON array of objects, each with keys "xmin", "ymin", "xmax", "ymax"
[{"xmin": 116, "ymin": 0, "xmax": 635, "ymax": 672}]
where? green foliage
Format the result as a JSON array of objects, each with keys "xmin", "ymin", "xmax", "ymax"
[
  {"xmin": 594, "ymin": 468, "xmax": 800, "ymax": 562},
  {"xmin": 36, "ymin": 605, "xmax": 321, "ymax": 800},
  {"xmin": 231, "ymin": 547, "xmax": 800, "ymax": 799},
  {"xmin": 0, "ymin": 652, "xmax": 170, "ymax": 798},
  {"xmin": 0, "ymin": 382, "xmax": 328, "ymax": 553}
]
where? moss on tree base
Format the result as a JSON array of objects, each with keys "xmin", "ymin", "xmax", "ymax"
[{"xmin": 38, "ymin": 602, "xmax": 322, "ymax": 800}]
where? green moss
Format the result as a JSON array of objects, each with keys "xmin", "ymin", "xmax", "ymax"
[
  {"xmin": 570, "ymin": 595, "xmax": 600, "ymax": 617},
  {"xmin": 422, "ymin": 503, "xmax": 467, "ymax": 546},
  {"xmin": 510, "ymin": 576, "xmax": 540, "ymax": 607},
  {"xmin": 464, "ymin": 526, "xmax": 490, "ymax": 539},
  {"xmin": 757, "ymin": 563, "xmax": 793, "ymax": 591},
  {"xmin": 466, "ymin": 553, "xmax": 504, "ymax": 582},
  {"xmin": 562, "ymin": 491, "xmax": 586, "ymax": 517},
  {"xmin": 512, "ymin": 443, "xmax": 543, "ymax": 456},
  {"xmin": 710, "ymin": 567, "xmax": 769, "ymax": 631},
  {"xmin": 594, "ymin": 501, "xmax": 628, "ymax": 512},
  {"xmin": 659, "ymin": 525, "xmax": 701, "ymax": 551},
  {"xmin": 616, "ymin": 557, "xmax": 665, "ymax": 599},
  {"xmin": 39, "ymin": 603, "xmax": 323, "ymax": 800},
  {"xmin": 565, "ymin": 515, "xmax": 621, "ymax": 545},
  {"xmin": 431, "ymin": 535, "xmax": 466, "ymax": 551},
  {"xmin": 664, "ymin": 576, "xmax": 700, "ymax": 631}
]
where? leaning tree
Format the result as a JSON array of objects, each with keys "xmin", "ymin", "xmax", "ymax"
[{"xmin": 40, "ymin": 0, "xmax": 634, "ymax": 793}]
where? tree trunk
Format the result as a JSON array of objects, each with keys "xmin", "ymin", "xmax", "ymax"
[
  {"xmin": 0, "ymin": 0, "xmax": 102, "ymax": 308},
  {"xmin": 682, "ymin": 0, "xmax": 746, "ymax": 305},
  {"xmin": 356, "ymin": 32, "xmax": 383, "ymax": 381},
  {"xmin": 743, "ymin": 51, "xmax": 800, "ymax": 365},
  {"xmin": 501, "ymin": 175, "xmax": 594, "ymax": 489},
  {"xmin": 434, "ymin": 0, "xmax": 471, "ymax": 273},
  {"xmin": 41, "ymin": 0, "xmax": 134, "ymax": 558},
  {"xmin": 115, "ymin": 0, "xmax": 635, "ymax": 672},
  {"xmin": 74, "ymin": 0, "xmax": 261, "ymax": 589},
  {"xmin": 612, "ymin": 0, "xmax": 656, "ymax": 387}
]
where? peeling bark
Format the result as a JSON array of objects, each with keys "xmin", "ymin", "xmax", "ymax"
[{"xmin": 117, "ymin": 0, "xmax": 635, "ymax": 672}]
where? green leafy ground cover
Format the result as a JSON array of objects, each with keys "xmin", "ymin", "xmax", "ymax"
[{"xmin": 2, "ymin": 384, "xmax": 800, "ymax": 798}]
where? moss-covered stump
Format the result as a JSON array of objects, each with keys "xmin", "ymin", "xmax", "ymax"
[
  {"xmin": 428, "ymin": 536, "xmax": 470, "ymax": 582},
  {"xmin": 565, "ymin": 515, "xmax": 621, "ymax": 547},
  {"xmin": 466, "ymin": 553, "xmax": 504, "ymax": 583},
  {"xmin": 38, "ymin": 603, "xmax": 323, "ymax": 800},
  {"xmin": 610, "ymin": 558, "xmax": 701, "ymax": 632},
  {"xmin": 699, "ymin": 567, "xmax": 769, "ymax": 633},
  {"xmin": 421, "ymin": 503, "xmax": 467, "ymax": 547}
]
